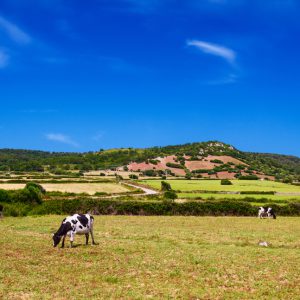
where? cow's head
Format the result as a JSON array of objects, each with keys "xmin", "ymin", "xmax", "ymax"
[{"xmin": 52, "ymin": 233, "xmax": 61, "ymax": 247}]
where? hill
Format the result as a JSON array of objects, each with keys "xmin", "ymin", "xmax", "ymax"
[{"xmin": 0, "ymin": 141, "xmax": 299, "ymax": 181}]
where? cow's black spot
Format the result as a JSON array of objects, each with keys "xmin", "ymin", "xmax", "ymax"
[
  {"xmin": 71, "ymin": 220, "xmax": 78, "ymax": 224},
  {"xmin": 79, "ymin": 225, "xmax": 83, "ymax": 229},
  {"xmin": 56, "ymin": 221, "xmax": 72, "ymax": 236},
  {"xmin": 77, "ymin": 214, "xmax": 89, "ymax": 227}
]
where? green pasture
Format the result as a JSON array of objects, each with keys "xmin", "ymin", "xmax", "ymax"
[
  {"xmin": 178, "ymin": 192, "xmax": 300, "ymax": 202},
  {"xmin": 1, "ymin": 215, "xmax": 300, "ymax": 299},
  {"xmin": 140, "ymin": 179, "xmax": 300, "ymax": 193}
]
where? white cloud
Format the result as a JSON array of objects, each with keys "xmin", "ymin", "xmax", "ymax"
[
  {"xmin": 0, "ymin": 16, "xmax": 31, "ymax": 45},
  {"xmin": 45, "ymin": 133, "xmax": 79, "ymax": 147},
  {"xmin": 187, "ymin": 39, "xmax": 236, "ymax": 64},
  {"xmin": 0, "ymin": 49, "xmax": 9, "ymax": 68}
]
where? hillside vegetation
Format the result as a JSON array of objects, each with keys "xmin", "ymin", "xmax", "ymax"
[{"xmin": 0, "ymin": 141, "xmax": 299, "ymax": 181}]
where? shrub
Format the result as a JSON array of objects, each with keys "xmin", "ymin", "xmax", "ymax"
[
  {"xmin": 161, "ymin": 181, "xmax": 172, "ymax": 191},
  {"xmin": 210, "ymin": 159, "xmax": 224, "ymax": 164},
  {"xmin": 12, "ymin": 187, "xmax": 43, "ymax": 205},
  {"xmin": 166, "ymin": 162, "xmax": 184, "ymax": 169},
  {"xmin": 240, "ymin": 191, "xmax": 275, "ymax": 195},
  {"xmin": 0, "ymin": 190, "xmax": 10, "ymax": 203},
  {"xmin": 3, "ymin": 198, "xmax": 300, "ymax": 217},
  {"xmin": 163, "ymin": 191, "xmax": 178, "ymax": 200},
  {"xmin": 25, "ymin": 182, "xmax": 46, "ymax": 194},
  {"xmin": 192, "ymin": 169, "xmax": 210, "ymax": 174},
  {"xmin": 221, "ymin": 179, "xmax": 232, "ymax": 185},
  {"xmin": 143, "ymin": 170, "xmax": 157, "ymax": 177},
  {"xmin": 149, "ymin": 159, "xmax": 159, "ymax": 165},
  {"xmin": 185, "ymin": 173, "xmax": 192, "ymax": 180},
  {"xmin": 100, "ymin": 172, "xmax": 106, "ymax": 176},
  {"xmin": 129, "ymin": 174, "xmax": 139, "ymax": 180}
]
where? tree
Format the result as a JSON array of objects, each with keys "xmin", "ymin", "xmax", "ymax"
[{"xmin": 161, "ymin": 181, "xmax": 172, "ymax": 191}]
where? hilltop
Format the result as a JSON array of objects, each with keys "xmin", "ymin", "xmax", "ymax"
[{"xmin": 0, "ymin": 141, "xmax": 299, "ymax": 181}]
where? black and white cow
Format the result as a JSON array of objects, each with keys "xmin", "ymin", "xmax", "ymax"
[
  {"xmin": 258, "ymin": 207, "xmax": 276, "ymax": 219},
  {"xmin": 52, "ymin": 214, "xmax": 96, "ymax": 248}
]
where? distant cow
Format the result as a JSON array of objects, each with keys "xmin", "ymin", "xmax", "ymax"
[
  {"xmin": 258, "ymin": 207, "xmax": 276, "ymax": 219},
  {"xmin": 52, "ymin": 214, "xmax": 96, "ymax": 248}
]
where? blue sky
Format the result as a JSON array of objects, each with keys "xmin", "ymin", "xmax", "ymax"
[{"xmin": 0, "ymin": 0, "xmax": 300, "ymax": 155}]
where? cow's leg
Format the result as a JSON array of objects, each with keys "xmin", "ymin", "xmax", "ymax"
[
  {"xmin": 85, "ymin": 233, "xmax": 89, "ymax": 245},
  {"xmin": 61, "ymin": 235, "xmax": 66, "ymax": 248},
  {"xmin": 70, "ymin": 231, "xmax": 75, "ymax": 248},
  {"xmin": 90, "ymin": 229, "xmax": 96, "ymax": 245}
]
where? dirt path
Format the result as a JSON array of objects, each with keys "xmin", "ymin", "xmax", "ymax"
[{"xmin": 122, "ymin": 183, "xmax": 159, "ymax": 195}]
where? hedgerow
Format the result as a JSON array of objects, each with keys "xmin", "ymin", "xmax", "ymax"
[{"xmin": 2, "ymin": 199, "xmax": 300, "ymax": 217}]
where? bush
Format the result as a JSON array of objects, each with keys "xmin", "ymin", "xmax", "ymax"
[
  {"xmin": 143, "ymin": 170, "xmax": 157, "ymax": 177},
  {"xmin": 163, "ymin": 191, "xmax": 178, "ymax": 200},
  {"xmin": 185, "ymin": 173, "xmax": 192, "ymax": 180},
  {"xmin": 12, "ymin": 187, "xmax": 43, "ymax": 205},
  {"xmin": 2, "ymin": 198, "xmax": 300, "ymax": 217},
  {"xmin": 129, "ymin": 174, "xmax": 139, "ymax": 180},
  {"xmin": 0, "ymin": 185, "xmax": 43, "ymax": 205},
  {"xmin": 210, "ymin": 159, "xmax": 224, "ymax": 164},
  {"xmin": 25, "ymin": 182, "xmax": 46, "ymax": 194},
  {"xmin": 100, "ymin": 172, "xmax": 106, "ymax": 176},
  {"xmin": 221, "ymin": 179, "xmax": 232, "ymax": 185},
  {"xmin": 192, "ymin": 169, "xmax": 210, "ymax": 174},
  {"xmin": 0, "ymin": 190, "xmax": 10, "ymax": 203},
  {"xmin": 166, "ymin": 162, "xmax": 184, "ymax": 169},
  {"xmin": 161, "ymin": 181, "xmax": 172, "ymax": 191},
  {"xmin": 240, "ymin": 191, "xmax": 275, "ymax": 195}
]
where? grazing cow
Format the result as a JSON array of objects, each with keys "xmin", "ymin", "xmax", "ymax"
[
  {"xmin": 52, "ymin": 214, "xmax": 96, "ymax": 248},
  {"xmin": 258, "ymin": 207, "xmax": 276, "ymax": 219}
]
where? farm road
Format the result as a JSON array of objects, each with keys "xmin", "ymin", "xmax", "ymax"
[{"xmin": 122, "ymin": 183, "xmax": 159, "ymax": 195}]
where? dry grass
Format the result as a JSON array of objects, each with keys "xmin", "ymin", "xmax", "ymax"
[
  {"xmin": 0, "ymin": 183, "xmax": 129, "ymax": 195},
  {"xmin": 1, "ymin": 215, "xmax": 300, "ymax": 299}
]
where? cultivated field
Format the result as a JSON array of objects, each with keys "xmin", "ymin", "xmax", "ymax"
[
  {"xmin": 1, "ymin": 216, "xmax": 300, "ymax": 299},
  {"xmin": 140, "ymin": 179, "xmax": 300, "ymax": 193},
  {"xmin": 0, "ymin": 182, "xmax": 129, "ymax": 195}
]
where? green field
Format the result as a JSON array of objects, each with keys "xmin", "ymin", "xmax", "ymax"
[
  {"xmin": 178, "ymin": 192, "xmax": 300, "ymax": 202},
  {"xmin": 1, "ymin": 215, "xmax": 300, "ymax": 299},
  {"xmin": 140, "ymin": 179, "xmax": 300, "ymax": 193}
]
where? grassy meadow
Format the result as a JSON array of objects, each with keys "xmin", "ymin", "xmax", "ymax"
[
  {"xmin": 140, "ymin": 179, "xmax": 300, "ymax": 193},
  {"xmin": 138, "ymin": 179, "xmax": 300, "ymax": 207},
  {"xmin": 1, "ymin": 215, "xmax": 300, "ymax": 299}
]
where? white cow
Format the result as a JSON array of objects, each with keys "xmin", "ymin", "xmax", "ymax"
[
  {"xmin": 52, "ymin": 214, "xmax": 96, "ymax": 248},
  {"xmin": 258, "ymin": 207, "xmax": 276, "ymax": 219}
]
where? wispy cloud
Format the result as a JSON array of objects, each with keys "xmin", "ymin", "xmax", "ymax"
[
  {"xmin": 45, "ymin": 133, "xmax": 79, "ymax": 147},
  {"xmin": 0, "ymin": 16, "xmax": 31, "ymax": 45},
  {"xmin": 0, "ymin": 49, "xmax": 9, "ymax": 68},
  {"xmin": 187, "ymin": 39, "xmax": 236, "ymax": 64}
]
